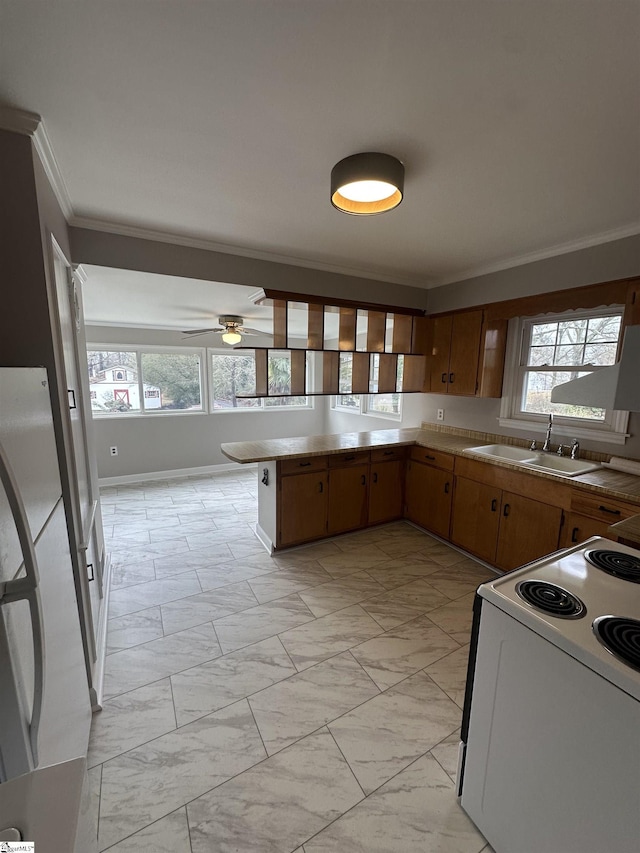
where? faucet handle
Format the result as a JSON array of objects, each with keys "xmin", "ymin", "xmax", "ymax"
[
  {"xmin": 530, "ymin": 440, "xmax": 537, "ymax": 451},
  {"xmin": 556, "ymin": 444, "xmax": 565, "ymax": 456},
  {"xmin": 570, "ymin": 438, "xmax": 580, "ymax": 460}
]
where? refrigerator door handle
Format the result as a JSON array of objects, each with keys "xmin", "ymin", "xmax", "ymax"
[{"xmin": 0, "ymin": 443, "xmax": 46, "ymax": 767}]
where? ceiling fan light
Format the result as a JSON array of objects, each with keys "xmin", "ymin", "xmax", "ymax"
[
  {"xmin": 331, "ymin": 152, "xmax": 404, "ymax": 215},
  {"xmin": 222, "ymin": 330, "xmax": 242, "ymax": 345}
]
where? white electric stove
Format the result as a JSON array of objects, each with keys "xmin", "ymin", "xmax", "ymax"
[{"xmin": 458, "ymin": 536, "xmax": 640, "ymax": 853}]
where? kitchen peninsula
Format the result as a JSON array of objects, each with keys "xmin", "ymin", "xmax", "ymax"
[{"xmin": 222, "ymin": 425, "xmax": 640, "ymax": 569}]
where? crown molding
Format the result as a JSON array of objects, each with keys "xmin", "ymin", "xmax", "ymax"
[
  {"xmin": 429, "ymin": 222, "xmax": 640, "ymax": 289},
  {"xmin": 0, "ymin": 104, "xmax": 74, "ymax": 219},
  {"xmin": 68, "ymin": 215, "xmax": 427, "ymax": 289}
]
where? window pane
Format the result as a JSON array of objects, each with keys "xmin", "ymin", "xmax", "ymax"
[
  {"xmin": 140, "ymin": 353, "xmax": 202, "ymax": 411},
  {"xmin": 87, "ymin": 350, "xmax": 140, "ymax": 413},
  {"xmin": 586, "ymin": 315, "xmax": 621, "ymax": 343},
  {"xmin": 368, "ymin": 393, "xmax": 401, "ymax": 415},
  {"xmin": 211, "ymin": 352, "xmax": 260, "ymax": 408},
  {"xmin": 264, "ymin": 396, "xmax": 308, "ymax": 407},
  {"xmin": 522, "ymin": 370, "xmax": 605, "ymax": 420},
  {"xmin": 339, "ymin": 352, "xmax": 353, "ymax": 394},
  {"xmin": 530, "ymin": 323, "xmax": 558, "ymax": 346},
  {"xmin": 553, "ymin": 344, "xmax": 584, "ymax": 366},
  {"xmin": 556, "ymin": 319, "xmax": 587, "ymax": 345},
  {"xmin": 528, "ymin": 345, "xmax": 555, "ymax": 366},
  {"xmin": 268, "ymin": 351, "xmax": 292, "ymax": 396},
  {"xmin": 336, "ymin": 394, "xmax": 360, "ymax": 409},
  {"xmin": 583, "ymin": 342, "xmax": 618, "ymax": 365}
]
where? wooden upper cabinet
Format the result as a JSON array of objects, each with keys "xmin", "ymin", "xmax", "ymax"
[
  {"xmin": 448, "ymin": 311, "xmax": 483, "ymax": 395},
  {"xmin": 422, "ymin": 309, "xmax": 507, "ymax": 398}
]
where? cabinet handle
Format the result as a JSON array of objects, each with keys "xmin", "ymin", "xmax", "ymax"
[
  {"xmin": 441, "ymin": 372, "xmax": 447, "ymax": 384},
  {"xmin": 444, "ymin": 482, "xmax": 450, "ymax": 494},
  {"xmin": 598, "ymin": 505, "xmax": 621, "ymax": 516},
  {"xmin": 318, "ymin": 481, "xmax": 323, "ymax": 493},
  {"xmin": 299, "ymin": 461, "xmax": 311, "ymax": 467},
  {"xmin": 503, "ymin": 503, "xmax": 510, "ymax": 517},
  {"xmin": 449, "ymin": 373, "xmax": 455, "ymax": 384},
  {"xmin": 373, "ymin": 472, "xmax": 378, "ymax": 483},
  {"xmin": 571, "ymin": 526, "xmax": 580, "ymax": 543},
  {"xmin": 345, "ymin": 455, "xmax": 355, "ymax": 461},
  {"xmin": 424, "ymin": 454, "xmax": 436, "ymax": 461},
  {"xmin": 491, "ymin": 498, "xmax": 497, "ymax": 512},
  {"xmin": 383, "ymin": 450, "xmax": 394, "ymax": 456},
  {"xmin": 361, "ymin": 474, "xmax": 366, "ymax": 485}
]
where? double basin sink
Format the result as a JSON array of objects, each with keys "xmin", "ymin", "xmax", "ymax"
[{"xmin": 463, "ymin": 444, "xmax": 601, "ymax": 478}]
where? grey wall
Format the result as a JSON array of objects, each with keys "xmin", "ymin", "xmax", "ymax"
[
  {"xmin": 422, "ymin": 236, "xmax": 640, "ymax": 458},
  {"xmin": 85, "ymin": 325, "xmax": 330, "ymax": 478},
  {"xmin": 326, "ymin": 392, "xmax": 427, "ymax": 434},
  {"xmin": 70, "ymin": 227, "xmax": 429, "ymax": 311},
  {"xmin": 426, "ymin": 235, "xmax": 640, "ymax": 313}
]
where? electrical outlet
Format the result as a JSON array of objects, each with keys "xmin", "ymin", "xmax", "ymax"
[
  {"xmin": 437, "ymin": 408, "xmax": 445, "ymax": 422},
  {"xmin": 110, "ymin": 446, "xmax": 118, "ymax": 456}
]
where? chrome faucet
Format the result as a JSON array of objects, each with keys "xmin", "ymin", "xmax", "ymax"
[
  {"xmin": 542, "ymin": 413, "xmax": 553, "ymax": 452},
  {"xmin": 570, "ymin": 439, "xmax": 580, "ymax": 460}
]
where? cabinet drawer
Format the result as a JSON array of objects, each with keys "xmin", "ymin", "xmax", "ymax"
[
  {"xmin": 279, "ymin": 455, "xmax": 327, "ymax": 476},
  {"xmin": 371, "ymin": 446, "xmax": 407, "ymax": 463},
  {"xmin": 410, "ymin": 446, "xmax": 454, "ymax": 471},
  {"xmin": 328, "ymin": 450, "xmax": 370, "ymax": 468},
  {"xmin": 570, "ymin": 491, "xmax": 639, "ymax": 523}
]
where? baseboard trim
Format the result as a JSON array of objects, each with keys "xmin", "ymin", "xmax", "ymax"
[
  {"xmin": 98, "ymin": 462, "xmax": 257, "ymax": 487},
  {"xmin": 254, "ymin": 522, "xmax": 274, "ymax": 554},
  {"xmin": 90, "ymin": 551, "xmax": 112, "ymax": 712}
]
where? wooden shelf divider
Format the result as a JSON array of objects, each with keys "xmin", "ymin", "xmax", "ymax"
[
  {"xmin": 290, "ymin": 350, "xmax": 307, "ymax": 396},
  {"xmin": 338, "ymin": 307, "xmax": 357, "ymax": 350},
  {"xmin": 351, "ymin": 352, "xmax": 371, "ymax": 394},
  {"xmin": 255, "ymin": 349, "xmax": 268, "ymax": 396},
  {"xmin": 378, "ymin": 353, "xmax": 398, "ymax": 393},
  {"xmin": 366, "ymin": 311, "xmax": 387, "ymax": 352}
]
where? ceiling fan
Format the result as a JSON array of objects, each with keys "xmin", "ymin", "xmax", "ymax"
[{"xmin": 182, "ymin": 315, "xmax": 269, "ymax": 345}]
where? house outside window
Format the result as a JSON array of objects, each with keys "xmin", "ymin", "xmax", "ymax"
[{"xmin": 499, "ymin": 308, "xmax": 629, "ymax": 443}]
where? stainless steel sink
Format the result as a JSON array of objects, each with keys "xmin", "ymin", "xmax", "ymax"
[{"xmin": 463, "ymin": 444, "xmax": 600, "ymax": 478}]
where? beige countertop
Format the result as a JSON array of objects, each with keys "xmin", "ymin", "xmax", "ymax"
[
  {"xmin": 221, "ymin": 427, "xmax": 640, "ymax": 506},
  {"xmin": 608, "ymin": 514, "xmax": 640, "ymax": 545}
]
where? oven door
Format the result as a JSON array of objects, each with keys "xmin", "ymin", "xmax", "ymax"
[{"xmin": 459, "ymin": 600, "xmax": 640, "ymax": 853}]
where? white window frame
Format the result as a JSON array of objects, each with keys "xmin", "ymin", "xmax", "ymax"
[
  {"xmin": 208, "ymin": 348, "xmax": 313, "ymax": 412},
  {"xmin": 87, "ymin": 343, "xmax": 207, "ymax": 417},
  {"xmin": 498, "ymin": 309, "xmax": 630, "ymax": 445},
  {"xmin": 332, "ymin": 393, "xmax": 403, "ymax": 421}
]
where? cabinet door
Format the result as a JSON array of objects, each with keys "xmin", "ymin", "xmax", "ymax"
[
  {"xmin": 427, "ymin": 315, "xmax": 452, "ymax": 392},
  {"xmin": 448, "ymin": 311, "xmax": 483, "ymax": 396},
  {"xmin": 496, "ymin": 491, "xmax": 563, "ymax": 571},
  {"xmin": 328, "ymin": 464, "xmax": 369, "ymax": 535},
  {"xmin": 369, "ymin": 460, "xmax": 404, "ymax": 525},
  {"xmin": 559, "ymin": 512, "xmax": 611, "ymax": 549},
  {"xmin": 278, "ymin": 471, "xmax": 328, "ymax": 547},
  {"xmin": 450, "ymin": 475, "xmax": 501, "ymax": 563},
  {"xmin": 404, "ymin": 461, "xmax": 453, "ymax": 538}
]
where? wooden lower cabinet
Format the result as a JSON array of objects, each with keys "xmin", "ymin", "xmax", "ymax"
[
  {"xmin": 278, "ymin": 470, "xmax": 328, "ymax": 547},
  {"xmin": 327, "ymin": 463, "xmax": 369, "ymax": 535},
  {"xmin": 451, "ymin": 477, "xmax": 564, "ymax": 569},
  {"xmin": 450, "ymin": 476, "xmax": 501, "ymax": 563},
  {"xmin": 405, "ymin": 460, "xmax": 453, "ymax": 539},
  {"xmin": 369, "ymin": 459, "xmax": 404, "ymax": 525},
  {"xmin": 559, "ymin": 512, "xmax": 611, "ymax": 548},
  {"xmin": 495, "ymin": 492, "xmax": 563, "ymax": 571}
]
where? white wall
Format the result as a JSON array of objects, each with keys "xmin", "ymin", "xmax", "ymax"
[{"xmin": 86, "ymin": 325, "xmax": 329, "ymax": 478}]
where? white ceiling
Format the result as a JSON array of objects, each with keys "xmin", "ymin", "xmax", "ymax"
[{"xmin": 2, "ymin": 1, "xmax": 639, "ymax": 286}]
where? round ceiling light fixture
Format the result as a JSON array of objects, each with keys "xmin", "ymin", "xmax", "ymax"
[
  {"xmin": 331, "ymin": 152, "xmax": 404, "ymax": 215},
  {"xmin": 221, "ymin": 329, "xmax": 242, "ymax": 346}
]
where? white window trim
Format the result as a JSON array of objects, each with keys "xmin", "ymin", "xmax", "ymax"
[
  {"xmin": 208, "ymin": 347, "xmax": 313, "ymax": 412},
  {"xmin": 498, "ymin": 312, "xmax": 630, "ymax": 445},
  {"xmin": 87, "ymin": 343, "xmax": 208, "ymax": 417}
]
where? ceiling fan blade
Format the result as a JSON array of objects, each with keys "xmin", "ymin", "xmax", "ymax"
[
  {"xmin": 239, "ymin": 327, "xmax": 272, "ymax": 336},
  {"xmin": 181, "ymin": 327, "xmax": 224, "ymax": 335}
]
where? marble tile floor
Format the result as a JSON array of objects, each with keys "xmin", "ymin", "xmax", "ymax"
[{"xmin": 92, "ymin": 469, "xmax": 497, "ymax": 852}]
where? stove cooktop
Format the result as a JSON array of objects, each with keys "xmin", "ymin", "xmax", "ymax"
[{"xmin": 478, "ymin": 537, "xmax": 640, "ymax": 700}]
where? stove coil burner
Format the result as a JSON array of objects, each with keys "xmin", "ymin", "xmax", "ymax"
[
  {"xmin": 593, "ymin": 616, "xmax": 640, "ymax": 672},
  {"xmin": 585, "ymin": 550, "xmax": 640, "ymax": 583},
  {"xmin": 516, "ymin": 580, "xmax": 586, "ymax": 619}
]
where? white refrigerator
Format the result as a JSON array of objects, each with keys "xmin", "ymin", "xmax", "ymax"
[{"xmin": 0, "ymin": 368, "xmax": 95, "ymax": 851}]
